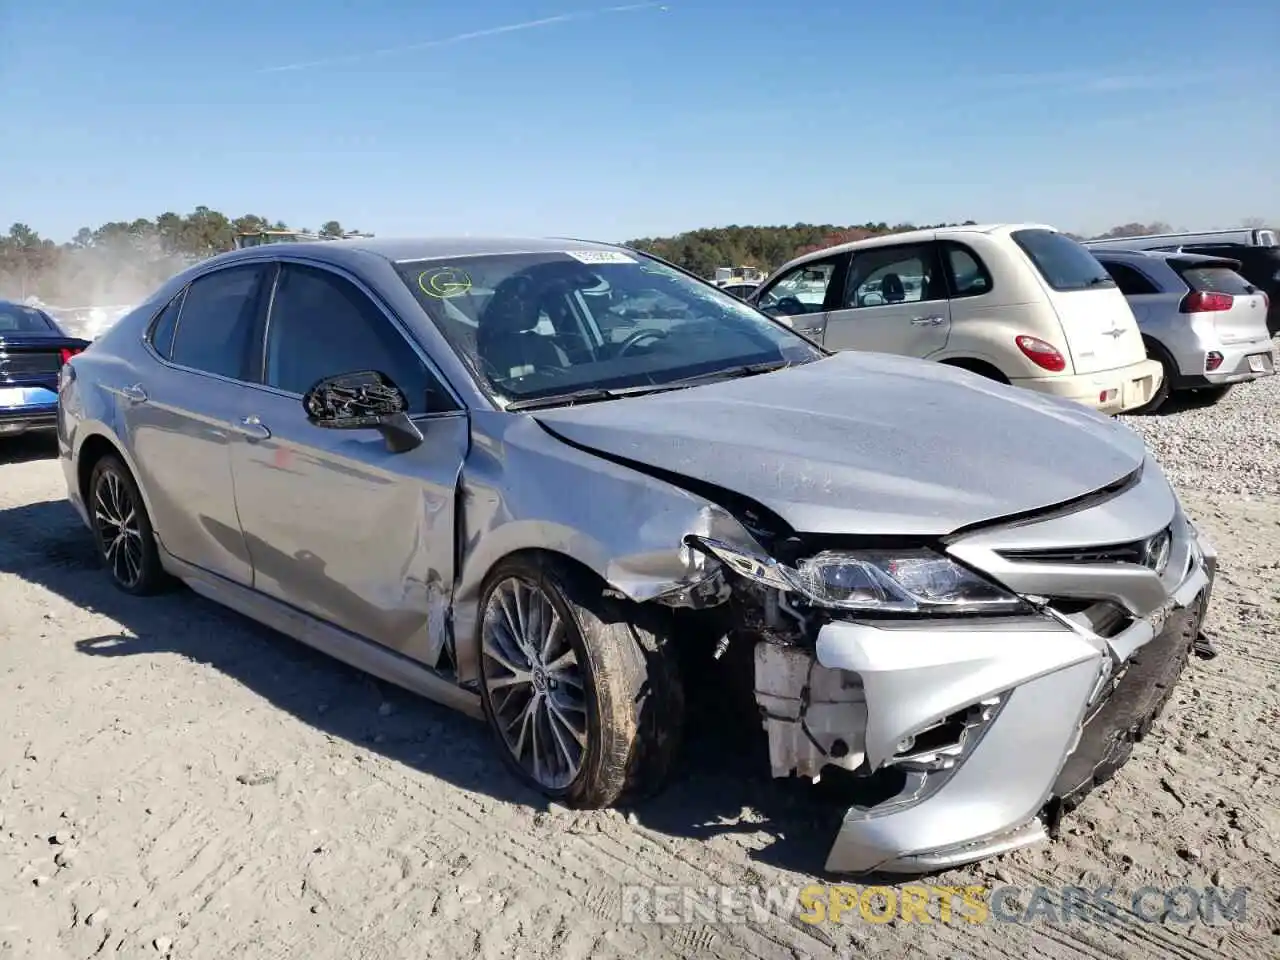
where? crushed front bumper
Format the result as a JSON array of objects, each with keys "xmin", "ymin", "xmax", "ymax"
[{"xmin": 772, "ymin": 524, "xmax": 1217, "ymax": 876}]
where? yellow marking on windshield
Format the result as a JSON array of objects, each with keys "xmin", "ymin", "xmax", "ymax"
[{"xmin": 418, "ymin": 267, "xmax": 473, "ymax": 298}]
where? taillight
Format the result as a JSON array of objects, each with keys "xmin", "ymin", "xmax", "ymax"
[
  {"xmin": 1015, "ymin": 335, "xmax": 1067, "ymax": 372},
  {"xmin": 1205, "ymin": 352, "xmax": 1224, "ymax": 372},
  {"xmin": 59, "ymin": 346, "xmax": 83, "ymax": 365},
  {"xmin": 1179, "ymin": 291, "xmax": 1233, "ymax": 313}
]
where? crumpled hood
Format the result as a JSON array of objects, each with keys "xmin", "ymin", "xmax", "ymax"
[{"xmin": 531, "ymin": 351, "xmax": 1150, "ymax": 536}]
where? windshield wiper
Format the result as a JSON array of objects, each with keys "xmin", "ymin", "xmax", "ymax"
[
  {"xmin": 503, "ymin": 359, "xmax": 806, "ymax": 412},
  {"xmin": 1087, "ymin": 276, "xmax": 1116, "ymax": 287},
  {"xmin": 671, "ymin": 359, "xmax": 800, "ymax": 386},
  {"xmin": 503, "ymin": 388, "xmax": 623, "ymax": 412},
  {"xmin": 503, "ymin": 382, "xmax": 680, "ymax": 411}
]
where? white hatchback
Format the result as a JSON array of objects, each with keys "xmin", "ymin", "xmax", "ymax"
[{"xmin": 750, "ymin": 223, "xmax": 1163, "ymax": 414}]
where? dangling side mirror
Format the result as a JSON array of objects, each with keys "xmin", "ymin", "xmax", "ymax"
[{"xmin": 301, "ymin": 370, "xmax": 423, "ymax": 453}]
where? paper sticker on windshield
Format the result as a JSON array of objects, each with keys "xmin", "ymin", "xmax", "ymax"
[
  {"xmin": 564, "ymin": 249, "xmax": 636, "ymax": 265},
  {"xmin": 418, "ymin": 267, "xmax": 473, "ymax": 298}
]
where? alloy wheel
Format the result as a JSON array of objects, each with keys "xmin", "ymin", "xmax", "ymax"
[
  {"xmin": 94, "ymin": 468, "xmax": 144, "ymax": 589},
  {"xmin": 481, "ymin": 577, "xmax": 589, "ymax": 790}
]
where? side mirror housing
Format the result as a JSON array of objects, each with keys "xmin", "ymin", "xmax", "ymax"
[{"xmin": 302, "ymin": 370, "xmax": 423, "ymax": 453}]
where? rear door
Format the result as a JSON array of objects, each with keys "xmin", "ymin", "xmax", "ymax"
[
  {"xmin": 1009, "ymin": 229, "xmax": 1147, "ymax": 374},
  {"xmin": 1170, "ymin": 257, "xmax": 1272, "ymax": 345},
  {"xmin": 125, "ymin": 264, "xmax": 271, "ymax": 585},
  {"xmin": 822, "ymin": 241, "xmax": 951, "ymax": 356}
]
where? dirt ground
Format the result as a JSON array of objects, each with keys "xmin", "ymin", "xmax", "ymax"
[{"xmin": 1, "ymin": 432, "xmax": 1277, "ymax": 959}]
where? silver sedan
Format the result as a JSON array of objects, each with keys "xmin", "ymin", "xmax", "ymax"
[{"xmin": 57, "ymin": 236, "xmax": 1216, "ymax": 874}]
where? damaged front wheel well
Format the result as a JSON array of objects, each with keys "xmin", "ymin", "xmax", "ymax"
[{"xmin": 482, "ymin": 547, "xmax": 670, "ymax": 634}]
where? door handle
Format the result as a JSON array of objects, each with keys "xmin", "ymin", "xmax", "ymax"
[
  {"xmin": 236, "ymin": 415, "xmax": 271, "ymax": 441},
  {"xmin": 910, "ymin": 316, "xmax": 946, "ymax": 326},
  {"xmin": 120, "ymin": 383, "xmax": 148, "ymax": 403}
]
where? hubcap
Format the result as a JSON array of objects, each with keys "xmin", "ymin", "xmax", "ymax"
[
  {"xmin": 94, "ymin": 470, "xmax": 143, "ymax": 588},
  {"xmin": 481, "ymin": 577, "xmax": 587, "ymax": 790}
]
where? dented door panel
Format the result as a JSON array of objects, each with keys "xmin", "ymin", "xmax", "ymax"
[{"xmin": 230, "ymin": 388, "xmax": 469, "ymax": 666}]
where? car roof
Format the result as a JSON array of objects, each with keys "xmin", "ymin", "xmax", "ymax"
[
  {"xmin": 772, "ymin": 222, "xmax": 1058, "ymax": 271},
  {"xmin": 200, "ymin": 235, "xmax": 633, "ymax": 269}
]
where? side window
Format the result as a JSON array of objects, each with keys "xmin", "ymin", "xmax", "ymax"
[
  {"xmin": 264, "ymin": 263, "xmax": 451, "ymax": 415},
  {"xmin": 1100, "ymin": 262, "xmax": 1159, "ymax": 296},
  {"xmin": 941, "ymin": 242, "xmax": 993, "ymax": 298},
  {"xmin": 757, "ymin": 259, "xmax": 838, "ymax": 316},
  {"xmin": 170, "ymin": 266, "xmax": 268, "ymax": 379},
  {"xmin": 147, "ymin": 290, "xmax": 185, "ymax": 360},
  {"xmin": 843, "ymin": 244, "xmax": 944, "ymax": 308}
]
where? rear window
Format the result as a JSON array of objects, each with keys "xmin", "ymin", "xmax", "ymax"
[
  {"xmin": 0, "ymin": 303, "xmax": 58, "ymax": 334},
  {"xmin": 1175, "ymin": 265, "xmax": 1256, "ymax": 296},
  {"xmin": 1011, "ymin": 229, "xmax": 1116, "ymax": 292}
]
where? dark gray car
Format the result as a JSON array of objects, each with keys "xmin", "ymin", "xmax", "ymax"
[{"xmin": 56, "ymin": 236, "xmax": 1216, "ymax": 874}]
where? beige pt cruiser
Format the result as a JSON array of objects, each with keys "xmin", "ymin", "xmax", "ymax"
[{"xmin": 750, "ymin": 223, "xmax": 1163, "ymax": 414}]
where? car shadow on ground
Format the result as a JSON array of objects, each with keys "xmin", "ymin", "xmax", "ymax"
[
  {"xmin": 0, "ymin": 496, "xmax": 868, "ymax": 879},
  {"xmin": 0, "ymin": 432, "xmax": 59, "ymax": 464}
]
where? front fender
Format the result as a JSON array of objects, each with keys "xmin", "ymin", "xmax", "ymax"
[{"xmin": 452, "ymin": 411, "xmax": 761, "ymax": 685}]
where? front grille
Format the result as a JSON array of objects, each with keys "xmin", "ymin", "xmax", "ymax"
[
  {"xmin": 999, "ymin": 526, "xmax": 1172, "ymax": 567},
  {"xmin": 0, "ymin": 353, "xmax": 60, "ymax": 376}
]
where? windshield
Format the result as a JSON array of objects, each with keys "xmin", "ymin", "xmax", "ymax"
[
  {"xmin": 0, "ymin": 303, "xmax": 58, "ymax": 334},
  {"xmin": 1011, "ymin": 229, "xmax": 1116, "ymax": 292},
  {"xmin": 394, "ymin": 250, "xmax": 824, "ymax": 404}
]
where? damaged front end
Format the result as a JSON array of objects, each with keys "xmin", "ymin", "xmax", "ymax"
[{"xmin": 680, "ymin": 489, "xmax": 1217, "ymax": 876}]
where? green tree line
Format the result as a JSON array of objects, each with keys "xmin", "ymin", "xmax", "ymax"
[{"xmin": 0, "ymin": 210, "xmax": 356, "ymax": 304}]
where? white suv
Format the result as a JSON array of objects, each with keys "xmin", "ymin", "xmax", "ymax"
[{"xmin": 750, "ymin": 223, "xmax": 1164, "ymax": 414}]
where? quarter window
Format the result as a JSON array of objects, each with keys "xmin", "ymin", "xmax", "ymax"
[
  {"xmin": 1100, "ymin": 262, "xmax": 1159, "ymax": 296},
  {"xmin": 941, "ymin": 242, "xmax": 993, "ymax": 298},
  {"xmin": 170, "ymin": 265, "xmax": 268, "ymax": 380},
  {"xmin": 263, "ymin": 263, "xmax": 450, "ymax": 414},
  {"xmin": 148, "ymin": 291, "xmax": 185, "ymax": 360},
  {"xmin": 843, "ymin": 244, "xmax": 944, "ymax": 308}
]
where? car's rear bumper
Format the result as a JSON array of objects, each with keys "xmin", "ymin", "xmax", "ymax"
[
  {"xmin": 1173, "ymin": 340, "xmax": 1275, "ymax": 389},
  {"xmin": 816, "ymin": 525, "xmax": 1215, "ymax": 875},
  {"xmin": 0, "ymin": 401, "xmax": 57, "ymax": 437},
  {"xmin": 1012, "ymin": 358, "xmax": 1163, "ymax": 414}
]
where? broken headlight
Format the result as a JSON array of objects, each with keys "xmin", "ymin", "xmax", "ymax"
[
  {"xmin": 688, "ymin": 539, "xmax": 1023, "ymax": 615},
  {"xmin": 794, "ymin": 550, "xmax": 1021, "ymax": 613}
]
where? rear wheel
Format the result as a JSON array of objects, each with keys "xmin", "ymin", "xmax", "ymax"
[
  {"xmin": 88, "ymin": 454, "xmax": 168, "ymax": 595},
  {"xmin": 477, "ymin": 554, "xmax": 683, "ymax": 808}
]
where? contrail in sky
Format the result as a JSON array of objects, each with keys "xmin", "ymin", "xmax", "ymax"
[{"xmin": 261, "ymin": 3, "xmax": 667, "ymax": 73}]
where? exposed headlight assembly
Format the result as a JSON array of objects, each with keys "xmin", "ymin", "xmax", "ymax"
[{"xmin": 688, "ymin": 538, "xmax": 1024, "ymax": 615}]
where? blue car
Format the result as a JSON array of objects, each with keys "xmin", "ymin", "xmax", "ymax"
[{"xmin": 0, "ymin": 300, "xmax": 91, "ymax": 439}]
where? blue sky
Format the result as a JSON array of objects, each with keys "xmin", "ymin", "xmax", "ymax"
[{"xmin": 3, "ymin": 0, "xmax": 1277, "ymax": 243}]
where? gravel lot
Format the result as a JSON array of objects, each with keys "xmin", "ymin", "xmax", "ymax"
[{"xmin": 1, "ymin": 351, "xmax": 1278, "ymax": 960}]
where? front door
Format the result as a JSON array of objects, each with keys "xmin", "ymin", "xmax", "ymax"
[
  {"xmin": 822, "ymin": 241, "xmax": 952, "ymax": 357},
  {"xmin": 125, "ymin": 263, "xmax": 272, "ymax": 585},
  {"xmin": 752, "ymin": 255, "xmax": 844, "ymax": 343},
  {"xmin": 230, "ymin": 260, "xmax": 468, "ymax": 668}
]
